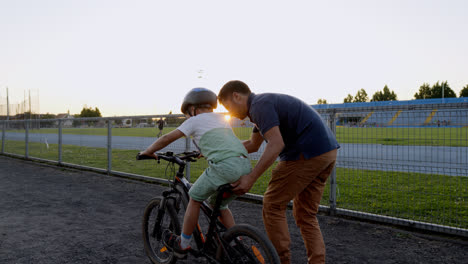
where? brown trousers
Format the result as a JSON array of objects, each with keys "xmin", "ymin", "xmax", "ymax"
[{"xmin": 263, "ymin": 149, "xmax": 337, "ymax": 264}]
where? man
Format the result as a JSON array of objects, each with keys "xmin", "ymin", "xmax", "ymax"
[
  {"xmin": 218, "ymin": 80, "xmax": 339, "ymax": 264},
  {"xmin": 156, "ymin": 117, "xmax": 165, "ymax": 137}
]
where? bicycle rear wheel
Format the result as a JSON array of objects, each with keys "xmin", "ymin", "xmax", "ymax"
[
  {"xmin": 220, "ymin": 224, "xmax": 280, "ymax": 264},
  {"xmin": 142, "ymin": 197, "xmax": 180, "ymax": 264}
]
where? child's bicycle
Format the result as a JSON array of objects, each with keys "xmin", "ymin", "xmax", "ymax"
[{"xmin": 137, "ymin": 151, "xmax": 280, "ymax": 264}]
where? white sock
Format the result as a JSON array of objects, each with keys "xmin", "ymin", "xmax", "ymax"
[{"xmin": 180, "ymin": 233, "xmax": 192, "ymax": 249}]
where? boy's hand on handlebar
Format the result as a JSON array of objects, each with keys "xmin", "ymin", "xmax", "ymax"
[{"xmin": 139, "ymin": 150, "xmax": 158, "ymax": 160}]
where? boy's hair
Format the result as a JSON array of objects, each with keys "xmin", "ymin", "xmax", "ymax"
[{"xmin": 218, "ymin": 80, "xmax": 251, "ymax": 102}]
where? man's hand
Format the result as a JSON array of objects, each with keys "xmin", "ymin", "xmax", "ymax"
[
  {"xmin": 231, "ymin": 173, "xmax": 256, "ymax": 195},
  {"xmin": 233, "ymin": 126, "xmax": 284, "ymax": 196}
]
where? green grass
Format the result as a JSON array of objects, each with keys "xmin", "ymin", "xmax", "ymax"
[
  {"xmin": 334, "ymin": 168, "xmax": 467, "ymax": 228},
  {"xmin": 11, "ymin": 127, "xmax": 177, "ymax": 138},
  {"xmin": 2, "ymin": 139, "xmax": 467, "ymax": 229},
  {"xmin": 336, "ymin": 127, "xmax": 468, "ymax": 147},
  {"xmin": 9, "ymin": 126, "xmax": 468, "ymax": 146}
]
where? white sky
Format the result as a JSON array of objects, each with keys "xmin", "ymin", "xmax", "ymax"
[{"xmin": 1, "ymin": 0, "xmax": 467, "ymax": 116}]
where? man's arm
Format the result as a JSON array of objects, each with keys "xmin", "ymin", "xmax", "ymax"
[
  {"xmin": 232, "ymin": 126, "xmax": 284, "ymax": 195},
  {"xmin": 243, "ymin": 130, "xmax": 263, "ymax": 153},
  {"xmin": 140, "ymin": 129, "xmax": 185, "ymax": 158}
]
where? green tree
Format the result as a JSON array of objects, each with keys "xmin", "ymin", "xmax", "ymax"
[
  {"xmin": 430, "ymin": 81, "xmax": 456, "ymax": 98},
  {"xmin": 80, "ymin": 106, "xmax": 102, "ymax": 117},
  {"xmin": 414, "ymin": 83, "xmax": 432, "ymax": 99},
  {"xmin": 114, "ymin": 119, "xmax": 123, "ymax": 126},
  {"xmin": 72, "ymin": 114, "xmax": 82, "ymax": 127},
  {"xmin": 317, "ymin": 98, "xmax": 328, "ymax": 104},
  {"xmin": 40, "ymin": 113, "xmax": 56, "ymax": 128},
  {"xmin": 40, "ymin": 113, "xmax": 56, "ymax": 119},
  {"xmin": 415, "ymin": 81, "xmax": 456, "ymax": 99},
  {"xmin": 371, "ymin": 85, "xmax": 397, "ymax": 102},
  {"xmin": 343, "ymin": 94, "xmax": 354, "ymax": 103},
  {"xmin": 460, "ymin": 85, "xmax": 468, "ymax": 97},
  {"xmin": 165, "ymin": 111, "xmax": 185, "ymax": 126},
  {"xmin": 353, "ymin": 89, "xmax": 368, "ymax": 102}
]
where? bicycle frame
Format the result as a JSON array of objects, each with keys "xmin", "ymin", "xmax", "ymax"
[
  {"xmin": 139, "ymin": 151, "xmax": 280, "ymax": 264},
  {"xmin": 170, "ymin": 166, "xmax": 232, "ymax": 256},
  {"xmin": 143, "ymin": 152, "xmax": 232, "ymax": 260}
]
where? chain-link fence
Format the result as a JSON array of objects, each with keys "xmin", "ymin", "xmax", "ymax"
[{"xmin": 1, "ymin": 98, "xmax": 467, "ymax": 237}]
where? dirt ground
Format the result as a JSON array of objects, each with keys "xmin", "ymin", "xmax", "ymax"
[{"xmin": 0, "ymin": 155, "xmax": 467, "ymax": 264}]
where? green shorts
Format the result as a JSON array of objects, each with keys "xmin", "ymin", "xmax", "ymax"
[{"xmin": 188, "ymin": 156, "xmax": 251, "ymax": 210}]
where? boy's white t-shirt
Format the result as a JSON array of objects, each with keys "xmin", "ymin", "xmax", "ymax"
[
  {"xmin": 177, "ymin": 112, "xmax": 230, "ymax": 145},
  {"xmin": 176, "ymin": 112, "xmax": 247, "ymax": 163}
]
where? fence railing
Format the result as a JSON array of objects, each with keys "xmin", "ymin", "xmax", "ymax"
[{"xmin": 1, "ymin": 104, "xmax": 467, "ymax": 238}]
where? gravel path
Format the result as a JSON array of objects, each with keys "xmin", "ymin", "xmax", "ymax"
[{"xmin": 0, "ymin": 156, "xmax": 466, "ymax": 263}]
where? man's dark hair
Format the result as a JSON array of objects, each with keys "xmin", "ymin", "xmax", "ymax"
[{"xmin": 218, "ymin": 80, "xmax": 251, "ymax": 102}]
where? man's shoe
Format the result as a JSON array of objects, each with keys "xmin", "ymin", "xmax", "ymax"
[{"xmin": 162, "ymin": 230, "xmax": 190, "ymax": 259}]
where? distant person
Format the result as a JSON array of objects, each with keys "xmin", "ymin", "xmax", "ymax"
[
  {"xmin": 140, "ymin": 88, "xmax": 251, "ymax": 258},
  {"xmin": 218, "ymin": 80, "xmax": 340, "ymax": 264},
  {"xmin": 156, "ymin": 117, "xmax": 165, "ymax": 137}
]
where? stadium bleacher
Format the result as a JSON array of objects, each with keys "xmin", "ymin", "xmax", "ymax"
[{"xmin": 312, "ymin": 97, "xmax": 468, "ymax": 127}]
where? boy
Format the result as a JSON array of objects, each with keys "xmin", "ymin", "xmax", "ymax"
[{"xmin": 139, "ymin": 87, "xmax": 251, "ymax": 258}]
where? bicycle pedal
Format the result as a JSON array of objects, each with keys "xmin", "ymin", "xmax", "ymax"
[{"xmin": 173, "ymin": 251, "xmax": 188, "ymax": 259}]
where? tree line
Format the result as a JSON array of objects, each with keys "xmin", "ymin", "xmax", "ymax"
[{"xmin": 317, "ymin": 81, "xmax": 468, "ymax": 104}]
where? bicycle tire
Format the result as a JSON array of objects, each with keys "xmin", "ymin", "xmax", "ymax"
[
  {"xmin": 142, "ymin": 197, "xmax": 180, "ymax": 264},
  {"xmin": 220, "ymin": 224, "xmax": 280, "ymax": 264}
]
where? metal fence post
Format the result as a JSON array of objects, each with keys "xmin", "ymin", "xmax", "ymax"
[
  {"xmin": 1, "ymin": 121, "xmax": 5, "ymax": 154},
  {"xmin": 58, "ymin": 120, "xmax": 63, "ymax": 164},
  {"xmin": 185, "ymin": 136, "xmax": 191, "ymax": 182},
  {"xmin": 25, "ymin": 120, "xmax": 29, "ymax": 159},
  {"xmin": 328, "ymin": 110, "xmax": 337, "ymax": 215},
  {"xmin": 107, "ymin": 120, "xmax": 112, "ymax": 173}
]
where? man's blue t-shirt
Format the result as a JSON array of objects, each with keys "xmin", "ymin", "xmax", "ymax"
[{"xmin": 247, "ymin": 93, "xmax": 340, "ymax": 161}]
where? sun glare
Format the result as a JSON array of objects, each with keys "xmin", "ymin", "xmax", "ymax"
[{"xmin": 224, "ymin": 115, "xmax": 231, "ymax": 121}]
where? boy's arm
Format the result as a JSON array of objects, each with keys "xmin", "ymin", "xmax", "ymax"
[{"xmin": 140, "ymin": 129, "xmax": 185, "ymax": 158}]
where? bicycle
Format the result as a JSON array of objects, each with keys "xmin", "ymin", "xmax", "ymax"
[{"xmin": 137, "ymin": 151, "xmax": 280, "ymax": 264}]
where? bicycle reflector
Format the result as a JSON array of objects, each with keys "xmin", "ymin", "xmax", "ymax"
[{"xmin": 252, "ymin": 245, "xmax": 265, "ymax": 264}]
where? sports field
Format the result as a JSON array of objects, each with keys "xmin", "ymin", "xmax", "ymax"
[
  {"xmin": 3, "ymin": 140, "xmax": 467, "ymax": 229},
  {"xmin": 7, "ymin": 126, "xmax": 468, "ymax": 146}
]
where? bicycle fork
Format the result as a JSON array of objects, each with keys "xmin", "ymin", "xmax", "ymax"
[{"xmin": 151, "ymin": 190, "xmax": 178, "ymax": 240}]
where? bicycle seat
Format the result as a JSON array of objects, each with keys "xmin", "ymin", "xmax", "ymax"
[{"xmin": 217, "ymin": 184, "xmax": 233, "ymax": 199}]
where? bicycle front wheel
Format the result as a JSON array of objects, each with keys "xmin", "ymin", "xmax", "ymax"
[
  {"xmin": 142, "ymin": 197, "xmax": 180, "ymax": 264},
  {"xmin": 220, "ymin": 224, "xmax": 280, "ymax": 264}
]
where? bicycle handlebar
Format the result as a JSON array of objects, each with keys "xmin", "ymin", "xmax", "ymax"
[{"xmin": 136, "ymin": 151, "xmax": 200, "ymax": 166}]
